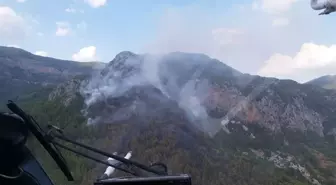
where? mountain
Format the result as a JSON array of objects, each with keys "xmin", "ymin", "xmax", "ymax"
[
  {"xmin": 0, "ymin": 46, "xmax": 105, "ymax": 107},
  {"xmin": 82, "ymin": 51, "xmax": 336, "ymax": 138},
  {"xmin": 306, "ymin": 75, "xmax": 336, "ymax": 89},
  {"xmin": 9, "ymin": 51, "xmax": 336, "ymax": 185}
]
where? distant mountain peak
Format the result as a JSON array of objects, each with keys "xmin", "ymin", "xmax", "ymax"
[
  {"xmin": 117, "ymin": 51, "xmax": 136, "ymax": 56},
  {"xmin": 306, "ymin": 75, "xmax": 336, "ymax": 89},
  {"xmin": 111, "ymin": 51, "xmax": 137, "ymax": 63},
  {"xmin": 0, "ymin": 46, "xmax": 33, "ymax": 57},
  {"xmin": 102, "ymin": 51, "xmax": 142, "ymax": 77}
]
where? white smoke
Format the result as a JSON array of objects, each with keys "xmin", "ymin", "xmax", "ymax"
[
  {"xmin": 80, "ymin": 52, "xmax": 216, "ymax": 132},
  {"xmin": 81, "ymin": 53, "xmax": 146, "ymax": 107},
  {"xmin": 179, "ymin": 79, "xmax": 209, "ymax": 120}
]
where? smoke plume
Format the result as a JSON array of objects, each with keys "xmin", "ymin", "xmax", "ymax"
[{"xmin": 80, "ymin": 51, "xmax": 219, "ymax": 134}]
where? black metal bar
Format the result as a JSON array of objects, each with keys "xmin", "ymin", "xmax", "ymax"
[
  {"xmin": 52, "ymin": 141, "xmax": 138, "ymax": 176},
  {"xmin": 7, "ymin": 101, "xmax": 74, "ymax": 181},
  {"xmin": 52, "ymin": 133, "xmax": 164, "ymax": 175}
]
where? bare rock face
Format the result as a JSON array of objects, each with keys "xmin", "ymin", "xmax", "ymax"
[
  {"xmin": 254, "ymin": 91, "xmax": 324, "ymax": 136},
  {"xmin": 200, "ymin": 78, "xmax": 327, "ymax": 137},
  {"xmin": 48, "ymin": 78, "xmax": 82, "ymax": 106}
]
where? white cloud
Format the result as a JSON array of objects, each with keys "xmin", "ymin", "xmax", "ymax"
[
  {"xmin": 145, "ymin": 6, "xmax": 243, "ymax": 57},
  {"xmin": 253, "ymin": 0, "xmax": 300, "ymax": 14},
  {"xmin": 272, "ymin": 17, "xmax": 289, "ymax": 27},
  {"xmin": 56, "ymin": 28, "xmax": 69, "ymax": 36},
  {"xmin": 37, "ymin": 32, "xmax": 44, "ymax": 36},
  {"xmin": 258, "ymin": 43, "xmax": 336, "ymax": 82},
  {"xmin": 0, "ymin": 6, "xmax": 27, "ymax": 41},
  {"xmin": 65, "ymin": 8, "xmax": 76, "ymax": 13},
  {"xmin": 144, "ymin": 1, "xmax": 325, "ymax": 80},
  {"xmin": 84, "ymin": 0, "xmax": 107, "ymax": 8},
  {"xmin": 72, "ymin": 46, "xmax": 97, "ymax": 62},
  {"xmin": 55, "ymin": 21, "xmax": 71, "ymax": 36},
  {"xmin": 35, "ymin": 51, "xmax": 48, "ymax": 57},
  {"xmin": 17, "ymin": 0, "xmax": 26, "ymax": 2}
]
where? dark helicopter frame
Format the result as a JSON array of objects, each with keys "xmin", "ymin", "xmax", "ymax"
[{"xmin": 0, "ymin": 101, "xmax": 192, "ymax": 185}]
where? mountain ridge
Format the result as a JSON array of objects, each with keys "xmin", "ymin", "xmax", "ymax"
[
  {"xmin": 306, "ymin": 75, "xmax": 336, "ymax": 90},
  {"xmin": 97, "ymin": 52, "xmax": 336, "ymax": 136},
  {"xmin": 0, "ymin": 46, "xmax": 105, "ymax": 107},
  {"xmin": 3, "ymin": 49, "xmax": 336, "ymax": 184}
]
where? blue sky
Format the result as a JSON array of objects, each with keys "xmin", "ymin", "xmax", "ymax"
[
  {"xmin": 1, "ymin": 0, "xmax": 336, "ymax": 82},
  {"xmin": 1, "ymin": 0, "xmax": 233, "ymax": 60}
]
